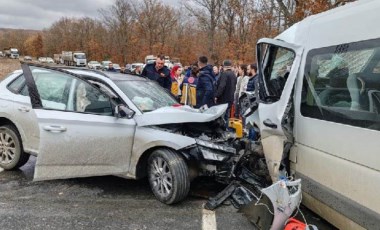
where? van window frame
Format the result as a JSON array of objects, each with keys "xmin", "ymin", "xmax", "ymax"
[{"xmin": 301, "ymin": 37, "xmax": 380, "ymax": 131}]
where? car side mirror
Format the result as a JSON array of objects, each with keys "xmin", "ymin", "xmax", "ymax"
[{"xmin": 115, "ymin": 105, "xmax": 135, "ymax": 119}]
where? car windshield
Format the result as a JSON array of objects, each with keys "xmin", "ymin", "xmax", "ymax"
[
  {"xmin": 113, "ymin": 64, "xmax": 120, "ymax": 68},
  {"xmin": 75, "ymin": 54, "xmax": 86, "ymax": 59},
  {"xmin": 115, "ymin": 80, "xmax": 178, "ymax": 112}
]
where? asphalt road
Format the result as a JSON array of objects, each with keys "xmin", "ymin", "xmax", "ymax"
[{"xmin": 0, "ymin": 157, "xmax": 335, "ymax": 230}]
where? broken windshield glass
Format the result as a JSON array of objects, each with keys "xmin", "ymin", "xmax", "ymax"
[{"xmin": 115, "ymin": 80, "xmax": 178, "ymax": 112}]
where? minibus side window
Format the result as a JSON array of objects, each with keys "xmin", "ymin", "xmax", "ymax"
[{"xmin": 301, "ymin": 38, "xmax": 380, "ymax": 131}]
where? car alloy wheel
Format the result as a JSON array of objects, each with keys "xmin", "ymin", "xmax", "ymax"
[
  {"xmin": 148, "ymin": 149, "xmax": 190, "ymax": 204},
  {"xmin": 0, "ymin": 130, "xmax": 16, "ymax": 165},
  {"xmin": 0, "ymin": 125, "xmax": 29, "ymax": 170},
  {"xmin": 151, "ymin": 156, "xmax": 173, "ymax": 196}
]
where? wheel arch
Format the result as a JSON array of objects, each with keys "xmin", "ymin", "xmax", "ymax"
[
  {"xmin": 0, "ymin": 117, "xmax": 24, "ymax": 145},
  {"xmin": 134, "ymin": 146, "xmax": 192, "ymax": 179}
]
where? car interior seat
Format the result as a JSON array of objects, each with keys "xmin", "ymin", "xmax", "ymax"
[{"xmin": 76, "ymin": 83, "xmax": 91, "ymax": 112}]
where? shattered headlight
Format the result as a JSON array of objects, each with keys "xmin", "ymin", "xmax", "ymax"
[{"xmin": 196, "ymin": 139, "xmax": 236, "ymax": 161}]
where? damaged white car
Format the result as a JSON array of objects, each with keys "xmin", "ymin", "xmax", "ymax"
[{"xmin": 0, "ymin": 63, "xmax": 245, "ymax": 204}]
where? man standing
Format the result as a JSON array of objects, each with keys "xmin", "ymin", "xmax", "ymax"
[
  {"xmin": 141, "ymin": 55, "xmax": 171, "ymax": 91},
  {"xmin": 246, "ymin": 63, "xmax": 258, "ymax": 92},
  {"xmin": 196, "ymin": 56, "xmax": 215, "ymax": 108},
  {"xmin": 213, "ymin": 65, "xmax": 220, "ymax": 83},
  {"xmin": 214, "ymin": 60, "xmax": 237, "ymax": 125},
  {"xmin": 107, "ymin": 63, "xmax": 117, "ymax": 72}
]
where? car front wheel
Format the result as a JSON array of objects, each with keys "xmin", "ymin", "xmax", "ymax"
[
  {"xmin": 148, "ymin": 149, "xmax": 190, "ymax": 204},
  {"xmin": 0, "ymin": 125, "xmax": 29, "ymax": 170}
]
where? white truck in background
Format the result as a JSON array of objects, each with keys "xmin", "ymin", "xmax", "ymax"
[
  {"xmin": 53, "ymin": 54, "xmax": 63, "ymax": 64},
  {"xmin": 3, "ymin": 48, "xmax": 19, "ymax": 59},
  {"xmin": 62, "ymin": 51, "xmax": 87, "ymax": 67}
]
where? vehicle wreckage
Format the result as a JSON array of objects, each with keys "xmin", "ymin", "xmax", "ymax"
[{"xmin": 143, "ymin": 100, "xmax": 306, "ymax": 229}]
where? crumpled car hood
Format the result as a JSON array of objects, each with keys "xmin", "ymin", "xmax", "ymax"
[{"xmin": 134, "ymin": 104, "xmax": 228, "ymax": 127}]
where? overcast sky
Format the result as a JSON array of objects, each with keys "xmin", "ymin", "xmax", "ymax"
[{"xmin": 0, "ymin": 0, "xmax": 179, "ymax": 30}]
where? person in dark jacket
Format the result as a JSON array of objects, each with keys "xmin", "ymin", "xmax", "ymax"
[
  {"xmin": 107, "ymin": 63, "xmax": 117, "ymax": 72},
  {"xmin": 214, "ymin": 59, "xmax": 237, "ymax": 127},
  {"xmin": 196, "ymin": 56, "xmax": 215, "ymax": 108},
  {"xmin": 141, "ymin": 55, "xmax": 171, "ymax": 91},
  {"xmin": 181, "ymin": 65, "xmax": 199, "ymax": 87},
  {"xmin": 246, "ymin": 63, "xmax": 258, "ymax": 92}
]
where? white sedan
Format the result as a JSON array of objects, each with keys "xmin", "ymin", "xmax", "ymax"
[
  {"xmin": 0, "ymin": 63, "xmax": 237, "ymax": 204},
  {"xmin": 88, "ymin": 61, "xmax": 102, "ymax": 70}
]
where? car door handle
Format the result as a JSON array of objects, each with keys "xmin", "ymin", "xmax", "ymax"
[
  {"xmin": 43, "ymin": 125, "xmax": 67, "ymax": 133},
  {"xmin": 18, "ymin": 106, "xmax": 30, "ymax": 112},
  {"xmin": 263, "ymin": 119, "xmax": 278, "ymax": 129}
]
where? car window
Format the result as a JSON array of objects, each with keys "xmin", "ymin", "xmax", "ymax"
[
  {"xmin": 301, "ymin": 38, "xmax": 380, "ymax": 131},
  {"xmin": 115, "ymin": 80, "xmax": 177, "ymax": 112},
  {"xmin": 74, "ymin": 80, "xmax": 113, "ymax": 115},
  {"xmin": 7, "ymin": 74, "xmax": 25, "ymax": 93},
  {"xmin": 21, "ymin": 67, "xmax": 114, "ymax": 115},
  {"xmin": 260, "ymin": 44, "xmax": 295, "ymax": 100}
]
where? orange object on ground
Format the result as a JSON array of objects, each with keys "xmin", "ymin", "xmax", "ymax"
[
  {"xmin": 284, "ymin": 218, "xmax": 306, "ymax": 230},
  {"xmin": 230, "ymin": 103, "xmax": 235, "ymax": 118}
]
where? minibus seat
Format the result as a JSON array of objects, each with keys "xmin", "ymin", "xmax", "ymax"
[
  {"xmin": 348, "ymin": 73, "xmax": 380, "ymax": 112},
  {"xmin": 347, "ymin": 73, "xmax": 363, "ymax": 110},
  {"xmin": 318, "ymin": 67, "xmax": 350, "ymax": 107}
]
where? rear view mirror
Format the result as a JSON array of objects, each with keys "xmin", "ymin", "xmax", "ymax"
[{"xmin": 115, "ymin": 105, "xmax": 135, "ymax": 119}]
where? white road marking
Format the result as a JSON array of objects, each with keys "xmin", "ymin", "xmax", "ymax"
[{"xmin": 202, "ymin": 207, "xmax": 217, "ymax": 230}]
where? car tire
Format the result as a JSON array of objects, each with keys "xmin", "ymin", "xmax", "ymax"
[
  {"xmin": 0, "ymin": 125, "xmax": 29, "ymax": 170},
  {"xmin": 148, "ymin": 148, "xmax": 190, "ymax": 204}
]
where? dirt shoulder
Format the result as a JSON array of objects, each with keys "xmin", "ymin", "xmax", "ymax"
[{"xmin": 0, "ymin": 58, "xmax": 21, "ymax": 80}]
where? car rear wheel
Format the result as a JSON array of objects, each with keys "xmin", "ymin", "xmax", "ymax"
[
  {"xmin": 148, "ymin": 149, "xmax": 190, "ymax": 204},
  {"xmin": 0, "ymin": 125, "xmax": 29, "ymax": 170}
]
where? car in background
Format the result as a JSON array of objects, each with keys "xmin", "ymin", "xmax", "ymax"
[
  {"xmin": 101, "ymin": 60, "xmax": 112, "ymax": 70},
  {"xmin": 112, "ymin": 63, "xmax": 121, "ymax": 72},
  {"xmin": 46, "ymin": 57, "xmax": 54, "ymax": 64},
  {"xmin": 38, "ymin": 57, "xmax": 47, "ymax": 63},
  {"xmin": 23, "ymin": 56, "xmax": 32, "ymax": 61},
  {"xmin": 0, "ymin": 63, "xmax": 235, "ymax": 205},
  {"xmin": 125, "ymin": 63, "xmax": 144, "ymax": 73},
  {"xmin": 88, "ymin": 61, "xmax": 101, "ymax": 70},
  {"xmin": 164, "ymin": 60, "xmax": 173, "ymax": 69}
]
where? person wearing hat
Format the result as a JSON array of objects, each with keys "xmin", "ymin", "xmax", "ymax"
[{"xmin": 214, "ymin": 59, "xmax": 237, "ymax": 128}]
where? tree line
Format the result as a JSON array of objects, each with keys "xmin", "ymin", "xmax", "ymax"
[{"xmin": 0, "ymin": 0, "xmax": 354, "ymax": 65}]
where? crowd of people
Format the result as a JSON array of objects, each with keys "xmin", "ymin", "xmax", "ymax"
[{"xmin": 135, "ymin": 55, "xmax": 258, "ymax": 127}]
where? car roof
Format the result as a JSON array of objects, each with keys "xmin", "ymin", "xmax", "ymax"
[
  {"xmin": 11, "ymin": 66, "xmax": 148, "ymax": 82},
  {"xmin": 62, "ymin": 67, "xmax": 146, "ymax": 82}
]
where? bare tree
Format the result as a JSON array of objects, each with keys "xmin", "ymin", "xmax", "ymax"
[
  {"xmin": 100, "ymin": 0, "xmax": 135, "ymax": 64},
  {"xmin": 134, "ymin": 0, "xmax": 179, "ymax": 55},
  {"xmin": 184, "ymin": 0, "xmax": 225, "ymax": 62}
]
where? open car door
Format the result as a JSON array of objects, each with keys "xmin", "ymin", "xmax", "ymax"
[
  {"xmin": 22, "ymin": 63, "xmax": 136, "ymax": 181},
  {"xmin": 255, "ymin": 38, "xmax": 303, "ymax": 182}
]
